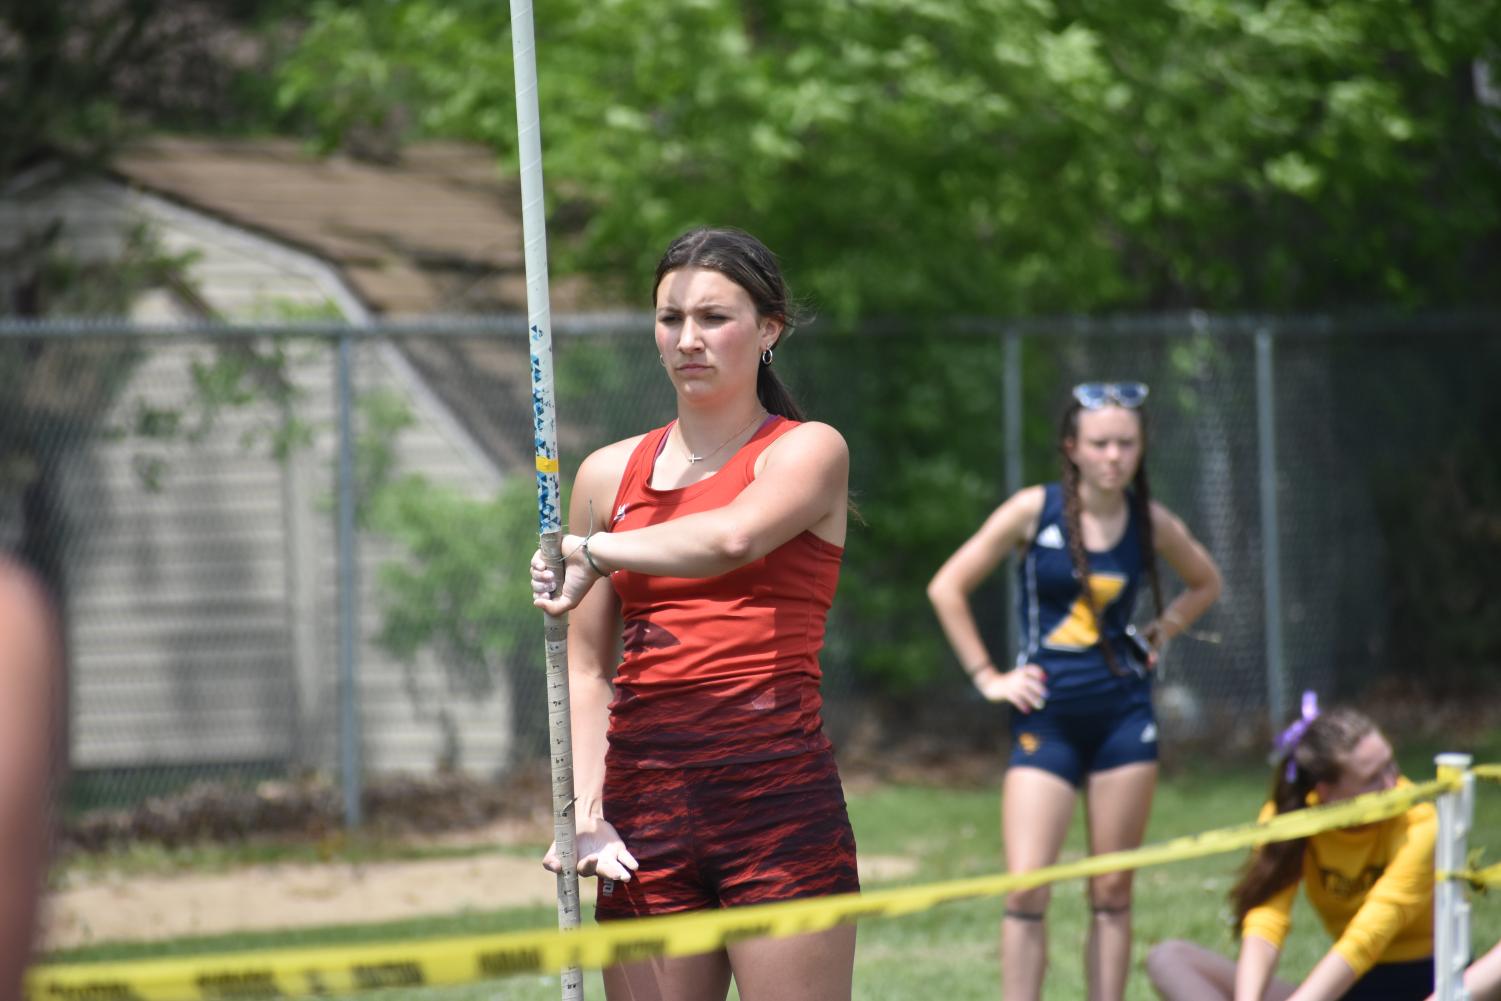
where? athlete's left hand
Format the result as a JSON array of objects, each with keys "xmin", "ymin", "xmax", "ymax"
[{"xmin": 1140, "ymin": 621, "xmax": 1169, "ymax": 668}]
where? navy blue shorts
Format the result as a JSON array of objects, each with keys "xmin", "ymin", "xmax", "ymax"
[
  {"xmin": 1008, "ymin": 695, "xmax": 1158, "ymax": 787},
  {"xmin": 1340, "ymin": 958, "xmax": 1432, "ymax": 1001}
]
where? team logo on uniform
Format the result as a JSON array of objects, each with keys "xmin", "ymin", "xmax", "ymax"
[
  {"xmin": 1044, "ymin": 572, "xmax": 1128, "ymax": 650},
  {"xmin": 1036, "ymin": 524, "xmax": 1065, "ymax": 549},
  {"xmin": 1018, "ymin": 732, "xmax": 1042, "ymax": 754},
  {"xmin": 1140, "ymin": 723, "xmax": 1157, "ymax": 743},
  {"xmin": 1317, "ymin": 865, "xmax": 1383, "ymax": 898},
  {"xmin": 601, "ymin": 879, "xmax": 615, "ymax": 896}
]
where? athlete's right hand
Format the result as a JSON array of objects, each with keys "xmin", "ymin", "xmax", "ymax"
[
  {"xmin": 530, "ymin": 534, "xmax": 605, "ymax": 617},
  {"xmin": 974, "ymin": 664, "xmax": 1048, "ymax": 713},
  {"xmin": 543, "ymin": 819, "xmax": 640, "ymax": 882}
]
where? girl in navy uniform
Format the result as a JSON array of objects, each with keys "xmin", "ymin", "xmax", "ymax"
[{"xmin": 928, "ymin": 382, "xmax": 1222, "ymax": 1001}]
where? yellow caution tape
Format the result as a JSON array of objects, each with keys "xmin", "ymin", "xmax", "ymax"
[
  {"xmin": 28, "ymin": 777, "xmax": 1456, "ymax": 1001},
  {"xmin": 1438, "ymin": 862, "xmax": 1501, "ymax": 893},
  {"xmin": 535, "ymin": 455, "xmax": 559, "ymax": 474},
  {"xmin": 1474, "ymin": 764, "xmax": 1501, "ymax": 784}
]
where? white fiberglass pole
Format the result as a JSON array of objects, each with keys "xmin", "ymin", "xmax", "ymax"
[{"xmin": 508, "ymin": 3, "xmax": 583, "ymax": 999}]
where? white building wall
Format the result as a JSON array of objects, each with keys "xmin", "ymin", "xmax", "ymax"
[{"xmin": 3, "ymin": 176, "xmax": 515, "ymax": 778}]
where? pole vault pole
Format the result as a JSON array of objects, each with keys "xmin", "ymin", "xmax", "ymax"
[{"xmin": 508, "ymin": 3, "xmax": 584, "ymax": 999}]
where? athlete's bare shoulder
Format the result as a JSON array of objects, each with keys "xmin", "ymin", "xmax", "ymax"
[
  {"xmin": 576, "ymin": 433, "xmax": 649, "ymax": 484},
  {"xmin": 760, "ymin": 419, "xmax": 848, "ymax": 466},
  {"xmin": 1011, "ymin": 484, "xmax": 1047, "ymax": 516},
  {"xmin": 569, "ymin": 432, "xmax": 652, "ymax": 525}
]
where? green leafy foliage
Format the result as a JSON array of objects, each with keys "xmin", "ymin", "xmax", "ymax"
[
  {"xmin": 265, "ymin": 2, "xmax": 1501, "ymax": 691},
  {"xmin": 791, "ymin": 331, "xmax": 1008, "ymax": 687},
  {"xmin": 1358, "ymin": 339, "xmax": 1501, "ymax": 689},
  {"xmin": 0, "ymin": 224, "xmax": 198, "ymax": 589},
  {"xmin": 274, "ymin": 0, "xmax": 1501, "ymax": 314},
  {"xmin": 366, "ymin": 474, "xmax": 540, "ymax": 701},
  {"xmin": 0, "ymin": 1, "xmax": 317, "ymax": 178},
  {"xmin": 121, "ymin": 332, "xmax": 313, "ymax": 491},
  {"xmin": 359, "ymin": 390, "xmax": 540, "ymax": 704},
  {"xmin": 270, "ymin": 1, "xmax": 1501, "ymax": 693}
]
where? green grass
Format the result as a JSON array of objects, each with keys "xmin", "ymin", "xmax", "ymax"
[
  {"xmin": 41, "ymin": 749, "xmax": 1501, "ymax": 1001},
  {"xmin": 54, "ymin": 831, "xmax": 531, "ymax": 885}
]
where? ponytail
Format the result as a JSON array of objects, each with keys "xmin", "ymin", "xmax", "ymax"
[{"xmin": 757, "ymin": 361, "xmax": 805, "ymax": 422}]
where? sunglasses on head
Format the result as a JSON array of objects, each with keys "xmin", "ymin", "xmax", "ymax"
[{"xmin": 1072, "ymin": 382, "xmax": 1150, "ymax": 410}]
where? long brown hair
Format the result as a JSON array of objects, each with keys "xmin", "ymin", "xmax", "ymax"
[
  {"xmin": 652, "ymin": 227, "xmax": 806, "ymax": 421},
  {"xmin": 1058, "ymin": 400, "xmax": 1163, "ymax": 675},
  {"xmin": 1228, "ymin": 707, "xmax": 1378, "ymax": 930}
]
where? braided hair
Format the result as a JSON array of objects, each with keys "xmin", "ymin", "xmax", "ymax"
[{"xmin": 1058, "ymin": 400, "xmax": 1163, "ymax": 675}]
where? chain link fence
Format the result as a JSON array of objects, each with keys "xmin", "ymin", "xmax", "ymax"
[{"xmin": 1, "ymin": 314, "xmax": 1495, "ymax": 822}]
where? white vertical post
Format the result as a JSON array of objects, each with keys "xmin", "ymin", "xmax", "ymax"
[
  {"xmin": 1001, "ymin": 330, "xmax": 1023, "ymax": 663},
  {"xmin": 1435, "ymin": 753, "xmax": 1474, "ymax": 1001},
  {"xmin": 1255, "ymin": 329, "xmax": 1287, "ymax": 733},
  {"xmin": 335, "ymin": 333, "xmax": 363, "ymax": 828}
]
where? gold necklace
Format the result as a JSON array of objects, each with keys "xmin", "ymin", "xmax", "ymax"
[{"xmin": 681, "ymin": 411, "xmax": 766, "ymax": 465}]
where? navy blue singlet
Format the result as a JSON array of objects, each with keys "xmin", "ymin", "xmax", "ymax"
[{"xmin": 1015, "ymin": 482, "xmax": 1150, "ymax": 703}]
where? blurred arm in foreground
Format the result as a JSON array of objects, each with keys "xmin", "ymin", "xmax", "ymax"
[{"xmin": 0, "ymin": 557, "xmax": 65, "ymax": 1000}]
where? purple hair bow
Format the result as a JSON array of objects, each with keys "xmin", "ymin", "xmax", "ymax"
[{"xmin": 1273, "ymin": 691, "xmax": 1320, "ymax": 782}]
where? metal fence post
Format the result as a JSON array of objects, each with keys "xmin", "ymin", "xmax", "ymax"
[
  {"xmin": 1435, "ymin": 753, "xmax": 1474, "ymax": 1001},
  {"xmin": 1002, "ymin": 329, "xmax": 1024, "ymax": 663},
  {"xmin": 1254, "ymin": 327, "xmax": 1287, "ymax": 732},
  {"xmin": 335, "ymin": 333, "xmax": 364, "ymax": 827}
]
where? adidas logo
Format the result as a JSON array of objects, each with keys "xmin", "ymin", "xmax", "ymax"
[
  {"xmin": 1036, "ymin": 524, "xmax": 1065, "ymax": 549},
  {"xmin": 1140, "ymin": 723, "xmax": 1158, "ymax": 743}
]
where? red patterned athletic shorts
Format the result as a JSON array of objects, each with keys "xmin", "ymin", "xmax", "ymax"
[{"xmin": 594, "ymin": 747, "xmax": 860, "ymax": 920}]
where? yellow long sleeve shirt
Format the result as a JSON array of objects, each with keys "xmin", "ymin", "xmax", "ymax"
[{"xmin": 1241, "ymin": 780, "xmax": 1436, "ymax": 976}]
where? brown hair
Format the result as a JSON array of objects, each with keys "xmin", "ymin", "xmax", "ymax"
[
  {"xmin": 652, "ymin": 227, "xmax": 806, "ymax": 421},
  {"xmin": 1058, "ymin": 400, "xmax": 1163, "ymax": 675},
  {"xmin": 1228, "ymin": 707, "xmax": 1378, "ymax": 931}
]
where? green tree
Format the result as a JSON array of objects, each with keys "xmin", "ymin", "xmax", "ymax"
[
  {"xmin": 0, "ymin": 0, "xmax": 310, "ymax": 180},
  {"xmin": 0, "ymin": 227, "xmax": 201, "ymax": 595},
  {"xmin": 358, "ymin": 389, "xmax": 547, "ymax": 759},
  {"xmin": 276, "ymin": 0, "xmax": 1501, "ymax": 315},
  {"xmin": 272, "ymin": 0, "xmax": 1501, "ymax": 690}
]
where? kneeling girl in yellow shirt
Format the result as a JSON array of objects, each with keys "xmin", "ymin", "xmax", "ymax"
[{"xmin": 1147, "ymin": 698, "xmax": 1435, "ymax": 1001}]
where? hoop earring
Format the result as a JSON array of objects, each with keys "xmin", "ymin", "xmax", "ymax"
[
  {"xmin": 657, "ymin": 354, "xmax": 665, "ymax": 367},
  {"xmin": 760, "ymin": 347, "xmax": 774, "ymax": 366}
]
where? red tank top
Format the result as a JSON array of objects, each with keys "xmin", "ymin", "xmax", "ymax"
[{"xmin": 604, "ymin": 416, "xmax": 843, "ymax": 769}]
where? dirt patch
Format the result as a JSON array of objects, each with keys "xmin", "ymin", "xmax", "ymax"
[
  {"xmin": 43, "ymin": 850, "xmax": 559, "ymax": 950},
  {"xmin": 43, "ymin": 836, "xmax": 919, "ymax": 950},
  {"xmin": 45, "ymin": 760, "xmax": 935, "ymax": 951}
]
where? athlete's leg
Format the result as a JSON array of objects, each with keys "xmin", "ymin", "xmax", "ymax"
[
  {"xmin": 1082, "ymin": 760, "xmax": 1157, "ymax": 1001},
  {"xmin": 699, "ymin": 749, "xmax": 860, "ymax": 1001},
  {"xmin": 728, "ymin": 925, "xmax": 856, "ymax": 1001},
  {"xmin": 1143, "ymin": 939, "xmax": 1294, "ymax": 1001},
  {"xmin": 1460, "ymin": 938, "xmax": 1501, "ymax": 1001},
  {"xmin": 1001, "ymin": 765, "xmax": 1079, "ymax": 1001},
  {"xmin": 597, "ymin": 765, "xmax": 727, "ymax": 1001},
  {"xmin": 604, "ymin": 951, "xmax": 733, "ymax": 1001}
]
